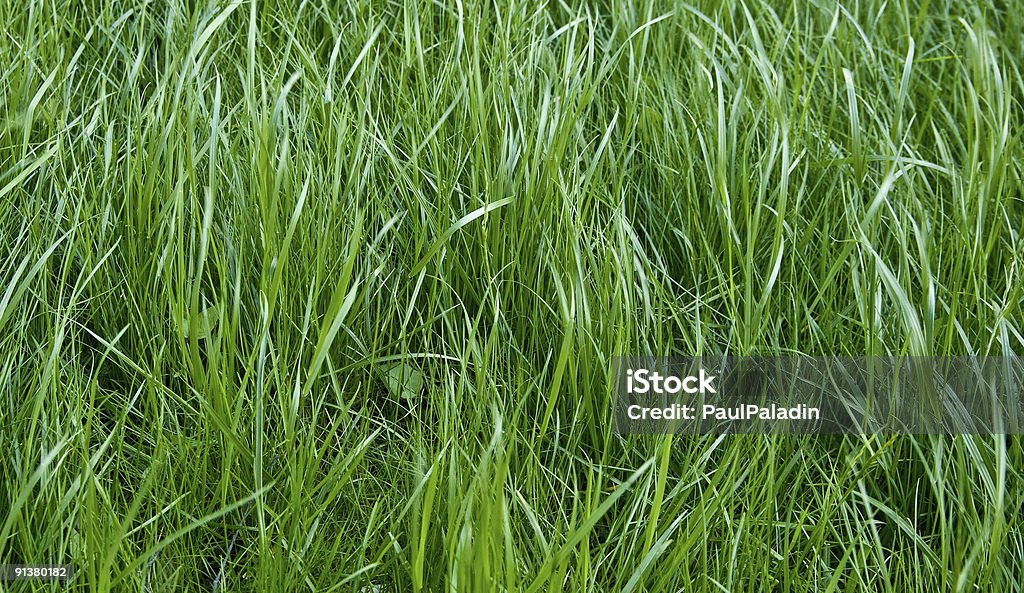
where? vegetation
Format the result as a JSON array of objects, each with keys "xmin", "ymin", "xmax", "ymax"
[{"xmin": 1, "ymin": 0, "xmax": 1021, "ymax": 590}]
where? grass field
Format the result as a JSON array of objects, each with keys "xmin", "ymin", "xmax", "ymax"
[{"xmin": 1, "ymin": 0, "xmax": 1022, "ymax": 591}]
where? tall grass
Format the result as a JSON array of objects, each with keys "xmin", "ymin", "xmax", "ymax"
[{"xmin": 1, "ymin": 0, "xmax": 1022, "ymax": 591}]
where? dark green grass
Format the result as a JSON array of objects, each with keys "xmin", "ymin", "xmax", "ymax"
[{"xmin": 1, "ymin": 0, "xmax": 1022, "ymax": 591}]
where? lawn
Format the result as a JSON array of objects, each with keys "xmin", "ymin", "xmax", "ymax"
[{"xmin": 1, "ymin": 0, "xmax": 1022, "ymax": 591}]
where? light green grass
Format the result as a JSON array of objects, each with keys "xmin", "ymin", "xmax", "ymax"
[{"xmin": 1, "ymin": 0, "xmax": 1022, "ymax": 591}]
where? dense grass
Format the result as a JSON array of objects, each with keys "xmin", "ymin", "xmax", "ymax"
[{"xmin": 1, "ymin": 0, "xmax": 1022, "ymax": 590}]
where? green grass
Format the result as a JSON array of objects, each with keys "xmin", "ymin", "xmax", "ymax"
[{"xmin": 1, "ymin": 0, "xmax": 1022, "ymax": 590}]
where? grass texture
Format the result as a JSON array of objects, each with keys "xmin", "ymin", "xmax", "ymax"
[{"xmin": 1, "ymin": 0, "xmax": 1023, "ymax": 591}]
